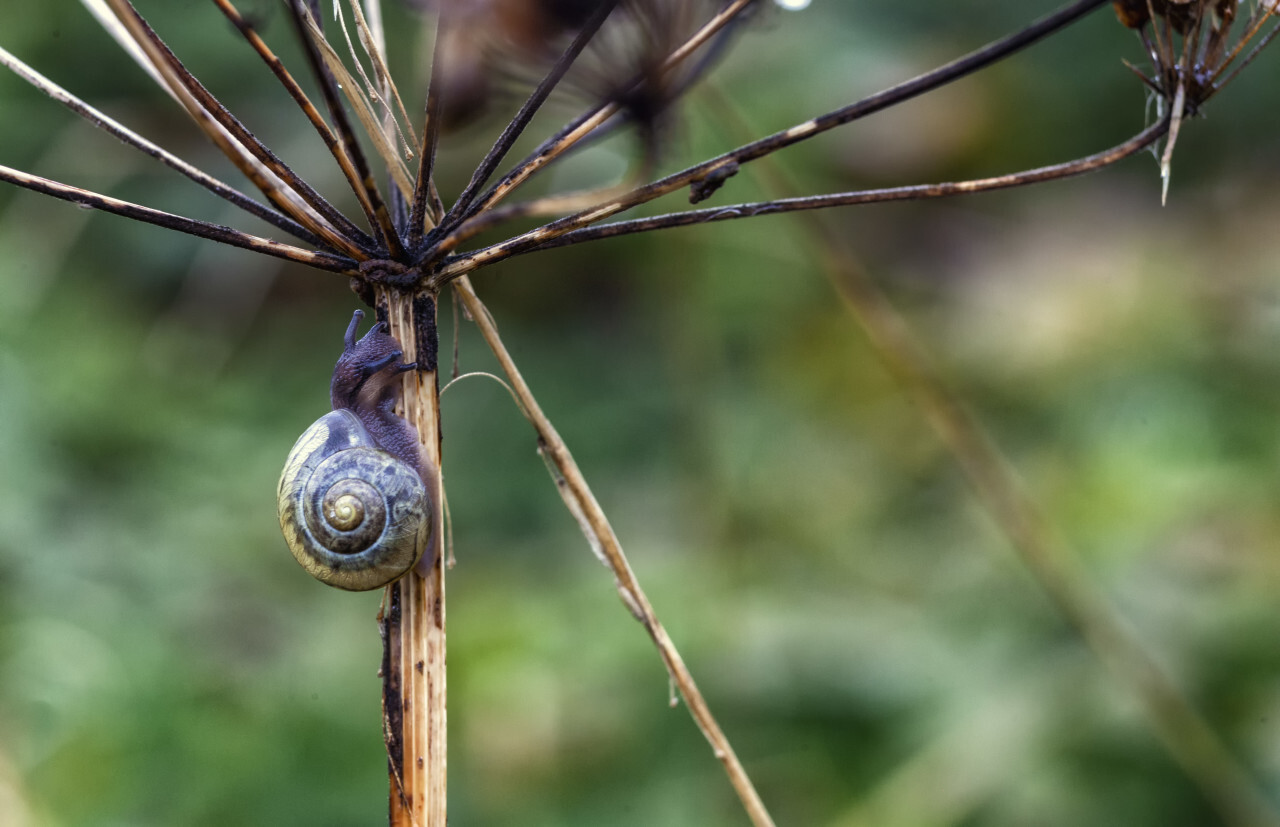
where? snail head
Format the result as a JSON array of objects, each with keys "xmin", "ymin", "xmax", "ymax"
[{"xmin": 330, "ymin": 310, "xmax": 418, "ymax": 415}]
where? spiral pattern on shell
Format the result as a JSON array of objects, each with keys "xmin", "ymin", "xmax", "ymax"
[{"xmin": 278, "ymin": 409, "xmax": 430, "ymax": 591}]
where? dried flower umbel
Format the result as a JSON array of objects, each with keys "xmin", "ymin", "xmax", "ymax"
[
  {"xmin": 1115, "ymin": 0, "xmax": 1280, "ymax": 198},
  {"xmin": 3, "ymin": 1, "xmax": 1280, "ymax": 825}
]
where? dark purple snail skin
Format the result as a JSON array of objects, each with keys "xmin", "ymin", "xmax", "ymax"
[
  {"xmin": 330, "ymin": 310, "xmax": 427, "ymax": 479},
  {"xmin": 276, "ymin": 310, "xmax": 436, "ymax": 591}
]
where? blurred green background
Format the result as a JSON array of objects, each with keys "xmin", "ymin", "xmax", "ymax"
[{"xmin": 2, "ymin": 1, "xmax": 1280, "ymax": 825}]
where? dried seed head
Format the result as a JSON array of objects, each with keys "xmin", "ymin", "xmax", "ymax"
[
  {"xmin": 568, "ymin": 0, "xmax": 750, "ymax": 152},
  {"xmin": 401, "ymin": 0, "xmax": 755, "ymax": 141},
  {"xmin": 1116, "ymin": 0, "xmax": 1272, "ymax": 114},
  {"xmin": 1113, "ymin": 0, "xmax": 1151, "ymax": 29}
]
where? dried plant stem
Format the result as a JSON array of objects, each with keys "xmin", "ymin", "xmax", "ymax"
[
  {"xmin": 452, "ymin": 276, "xmax": 776, "ymax": 827},
  {"xmin": 213, "ymin": 0, "xmax": 403, "ymax": 257},
  {"xmin": 440, "ymin": 0, "xmax": 759, "ymax": 237},
  {"xmin": 0, "ymin": 44, "xmax": 321, "ymax": 246},
  {"xmin": 514, "ymin": 114, "xmax": 1169, "ymax": 252},
  {"xmin": 436, "ymin": 0, "xmax": 621, "ymax": 232},
  {"xmin": 430, "ymin": 0, "xmax": 1120, "ymax": 281},
  {"xmin": 381, "ymin": 289, "xmax": 447, "ymax": 827},
  {"xmin": 99, "ymin": 0, "xmax": 372, "ymax": 256},
  {"xmin": 0, "ymin": 163, "xmax": 358, "ymax": 272},
  {"xmin": 293, "ymin": 3, "xmax": 416, "ymax": 201},
  {"xmin": 406, "ymin": 13, "xmax": 445, "ymax": 246}
]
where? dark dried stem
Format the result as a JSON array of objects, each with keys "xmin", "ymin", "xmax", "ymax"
[
  {"xmin": 431, "ymin": 176, "xmax": 644, "ymax": 249},
  {"xmin": 0, "ymin": 163, "xmax": 359, "ymax": 273},
  {"xmin": 1210, "ymin": 6, "xmax": 1279, "ymax": 84},
  {"xmin": 97, "ymin": 0, "xmax": 350, "ymax": 253},
  {"xmin": 108, "ymin": 0, "xmax": 375, "ymax": 256},
  {"xmin": 530, "ymin": 115, "xmax": 1170, "ymax": 248},
  {"xmin": 407, "ymin": 16, "xmax": 447, "ymax": 249},
  {"xmin": 435, "ymin": 0, "xmax": 622, "ymax": 236},
  {"xmin": 217, "ymin": 0, "xmax": 404, "ymax": 258},
  {"xmin": 1212, "ymin": 15, "xmax": 1280, "ymax": 90},
  {"xmin": 434, "ymin": 0, "xmax": 1113, "ymax": 268},
  {"xmin": 285, "ymin": 0, "xmax": 403, "ymax": 236},
  {"xmin": 432, "ymin": 112, "xmax": 1168, "ymax": 283},
  {"xmin": 438, "ymin": 0, "xmax": 760, "ymax": 241},
  {"xmin": 0, "ymin": 44, "xmax": 324, "ymax": 247}
]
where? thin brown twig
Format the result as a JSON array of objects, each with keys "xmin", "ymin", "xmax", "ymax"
[
  {"xmin": 97, "ymin": 0, "xmax": 371, "ymax": 258},
  {"xmin": 344, "ymin": 0, "xmax": 420, "ymax": 151},
  {"xmin": 1212, "ymin": 12, "xmax": 1280, "ymax": 89},
  {"xmin": 0, "ymin": 163, "xmax": 358, "ymax": 273},
  {"xmin": 213, "ymin": 0, "xmax": 404, "ymax": 258},
  {"xmin": 1210, "ymin": 3, "xmax": 1274, "ymax": 81},
  {"xmin": 407, "ymin": 12, "xmax": 447, "ymax": 247},
  {"xmin": 452, "ymin": 276, "xmax": 776, "ymax": 827},
  {"xmin": 427, "ymin": 0, "xmax": 1117, "ymax": 281},
  {"xmin": 0, "ymin": 43, "xmax": 323, "ymax": 247},
  {"xmin": 432, "ymin": 0, "xmax": 623, "ymax": 237},
  {"xmin": 436, "ymin": 0, "xmax": 760, "ymax": 242},
  {"xmin": 437, "ymin": 175, "xmax": 648, "ymax": 250},
  {"xmin": 333, "ymin": 0, "xmax": 415, "ymax": 158},
  {"xmin": 113, "ymin": 0, "xmax": 374, "ymax": 249},
  {"xmin": 289, "ymin": 3, "xmax": 416, "ymax": 201},
  {"xmin": 430, "ymin": 113, "xmax": 1169, "ymax": 284},
  {"xmin": 282, "ymin": 0, "xmax": 406, "ymax": 246}
]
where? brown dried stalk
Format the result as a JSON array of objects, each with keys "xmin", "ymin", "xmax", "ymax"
[
  {"xmin": 0, "ymin": 163, "xmax": 356, "ymax": 272},
  {"xmin": 427, "ymin": 0, "xmax": 1119, "ymax": 282},
  {"xmin": 380, "ymin": 288, "xmax": 448, "ymax": 827},
  {"xmin": 452, "ymin": 275, "xmax": 777, "ymax": 827},
  {"xmin": 212, "ymin": 0, "xmax": 404, "ymax": 257},
  {"xmin": 435, "ymin": 0, "xmax": 760, "ymax": 236},
  {"xmin": 98, "ymin": 0, "xmax": 373, "ymax": 256}
]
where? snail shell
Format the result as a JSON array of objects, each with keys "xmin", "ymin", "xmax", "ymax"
[
  {"xmin": 277, "ymin": 408, "xmax": 431, "ymax": 591},
  {"xmin": 277, "ymin": 310, "xmax": 434, "ymax": 591}
]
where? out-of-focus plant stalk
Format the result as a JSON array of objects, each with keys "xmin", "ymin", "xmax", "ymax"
[{"xmin": 704, "ymin": 88, "xmax": 1280, "ymax": 827}]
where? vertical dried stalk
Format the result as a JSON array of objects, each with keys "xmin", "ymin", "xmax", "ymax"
[{"xmin": 380, "ymin": 288, "xmax": 447, "ymax": 827}]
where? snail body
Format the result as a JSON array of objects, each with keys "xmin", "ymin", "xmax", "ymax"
[{"xmin": 277, "ymin": 311, "xmax": 435, "ymax": 591}]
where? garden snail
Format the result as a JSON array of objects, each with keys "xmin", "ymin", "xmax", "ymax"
[{"xmin": 277, "ymin": 310, "xmax": 435, "ymax": 591}]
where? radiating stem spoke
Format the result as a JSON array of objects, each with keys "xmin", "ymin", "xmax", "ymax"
[
  {"xmin": 0, "ymin": 163, "xmax": 358, "ymax": 273},
  {"xmin": 430, "ymin": 113, "xmax": 1169, "ymax": 283}
]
